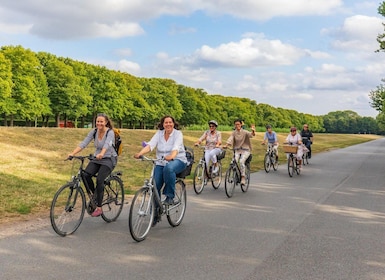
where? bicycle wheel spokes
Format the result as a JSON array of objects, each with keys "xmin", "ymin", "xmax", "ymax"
[
  {"xmin": 193, "ymin": 163, "xmax": 205, "ymax": 194},
  {"xmin": 288, "ymin": 156, "xmax": 294, "ymax": 177},
  {"xmin": 167, "ymin": 180, "xmax": 187, "ymax": 227},
  {"xmin": 272, "ymin": 153, "xmax": 279, "ymax": 171},
  {"xmin": 101, "ymin": 176, "xmax": 124, "ymax": 223},
  {"xmin": 211, "ymin": 163, "xmax": 222, "ymax": 189},
  {"xmin": 50, "ymin": 183, "xmax": 85, "ymax": 237},
  {"xmin": 264, "ymin": 154, "xmax": 270, "ymax": 173},
  {"xmin": 128, "ymin": 187, "xmax": 154, "ymax": 242},
  {"xmin": 225, "ymin": 167, "xmax": 236, "ymax": 198}
]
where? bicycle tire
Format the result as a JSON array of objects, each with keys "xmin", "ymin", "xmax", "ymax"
[
  {"xmin": 288, "ymin": 156, "xmax": 294, "ymax": 177},
  {"xmin": 128, "ymin": 186, "xmax": 154, "ymax": 242},
  {"xmin": 272, "ymin": 153, "xmax": 279, "ymax": 171},
  {"xmin": 304, "ymin": 153, "xmax": 309, "ymax": 165},
  {"xmin": 167, "ymin": 180, "xmax": 187, "ymax": 227},
  {"xmin": 241, "ymin": 165, "xmax": 250, "ymax": 192},
  {"xmin": 211, "ymin": 163, "xmax": 222, "ymax": 189},
  {"xmin": 264, "ymin": 153, "xmax": 270, "ymax": 173},
  {"xmin": 193, "ymin": 163, "xmax": 205, "ymax": 194},
  {"xmin": 101, "ymin": 176, "xmax": 124, "ymax": 223},
  {"xmin": 50, "ymin": 182, "xmax": 86, "ymax": 237},
  {"xmin": 296, "ymin": 159, "xmax": 301, "ymax": 175},
  {"xmin": 224, "ymin": 166, "xmax": 236, "ymax": 198}
]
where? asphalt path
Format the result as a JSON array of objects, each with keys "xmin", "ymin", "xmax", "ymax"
[{"xmin": 1, "ymin": 139, "xmax": 385, "ymax": 280}]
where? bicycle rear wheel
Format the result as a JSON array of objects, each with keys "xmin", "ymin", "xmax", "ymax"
[
  {"xmin": 241, "ymin": 165, "xmax": 250, "ymax": 192},
  {"xmin": 211, "ymin": 163, "xmax": 222, "ymax": 189},
  {"xmin": 129, "ymin": 186, "xmax": 154, "ymax": 242},
  {"xmin": 264, "ymin": 154, "xmax": 270, "ymax": 173},
  {"xmin": 50, "ymin": 182, "xmax": 85, "ymax": 237},
  {"xmin": 288, "ymin": 156, "xmax": 294, "ymax": 177},
  {"xmin": 224, "ymin": 167, "xmax": 236, "ymax": 198},
  {"xmin": 193, "ymin": 163, "xmax": 205, "ymax": 194},
  {"xmin": 101, "ymin": 176, "xmax": 124, "ymax": 223},
  {"xmin": 167, "ymin": 180, "xmax": 187, "ymax": 227}
]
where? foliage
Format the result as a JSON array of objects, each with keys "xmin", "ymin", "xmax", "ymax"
[{"xmin": 0, "ymin": 45, "xmax": 380, "ymax": 134}]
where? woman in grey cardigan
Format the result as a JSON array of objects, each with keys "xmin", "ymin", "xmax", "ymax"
[{"xmin": 68, "ymin": 113, "xmax": 118, "ymax": 217}]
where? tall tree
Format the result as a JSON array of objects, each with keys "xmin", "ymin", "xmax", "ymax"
[{"xmin": 0, "ymin": 52, "xmax": 13, "ymax": 125}]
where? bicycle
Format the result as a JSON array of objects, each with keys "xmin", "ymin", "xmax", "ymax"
[
  {"xmin": 282, "ymin": 143, "xmax": 301, "ymax": 177},
  {"xmin": 50, "ymin": 155, "xmax": 124, "ymax": 236},
  {"xmin": 128, "ymin": 156, "xmax": 187, "ymax": 242},
  {"xmin": 224, "ymin": 148, "xmax": 252, "ymax": 198},
  {"xmin": 193, "ymin": 146, "xmax": 226, "ymax": 194},
  {"xmin": 262, "ymin": 143, "xmax": 278, "ymax": 173},
  {"xmin": 302, "ymin": 137, "xmax": 310, "ymax": 165}
]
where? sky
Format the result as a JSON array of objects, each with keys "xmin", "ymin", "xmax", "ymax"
[{"xmin": 0, "ymin": 0, "xmax": 384, "ymax": 117}]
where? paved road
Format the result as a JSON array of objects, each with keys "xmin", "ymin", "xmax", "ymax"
[{"xmin": 1, "ymin": 139, "xmax": 385, "ymax": 280}]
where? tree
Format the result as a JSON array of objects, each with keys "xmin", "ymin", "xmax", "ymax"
[
  {"xmin": 0, "ymin": 52, "xmax": 13, "ymax": 125},
  {"xmin": 1, "ymin": 45, "xmax": 50, "ymax": 126}
]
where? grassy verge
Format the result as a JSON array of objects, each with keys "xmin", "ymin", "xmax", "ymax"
[{"xmin": 0, "ymin": 127, "xmax": 381, "ymax": 224}]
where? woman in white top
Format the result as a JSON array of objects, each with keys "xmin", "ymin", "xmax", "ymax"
[{"xmin": 285, "ymin": 127, "xmax": 303, "ymax": 169}]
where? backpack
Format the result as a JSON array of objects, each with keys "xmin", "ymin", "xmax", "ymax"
[
  {"xmin": 177, "ymin": 146, "xmax": 194, "ymax": 178},
  {"xmin": 93, "ymin": 128, "xmax": 122, "ymax": 156}
]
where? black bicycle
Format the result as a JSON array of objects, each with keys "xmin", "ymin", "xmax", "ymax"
[
  {"xmin": 128, "ymin": 156, "xmax": 187, "ymax": 242},
  {"xmin": 263, "ymin": 143, "xmax": 278, "ymax": 173},
  {"xmin": 224, "ymin": 148, "xmax": 252, "ymax": 198},
  {"xmin": 50, "ymin": 155, "xmax": 124, "ymax": 236},
  {"xmin": 193, "ymin": 146, "xmax": 226, "ymax": 194}
]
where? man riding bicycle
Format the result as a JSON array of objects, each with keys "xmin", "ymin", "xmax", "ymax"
[{"xmin": 300, "ymin": 124, "xmax": 313, "ymax": 158}]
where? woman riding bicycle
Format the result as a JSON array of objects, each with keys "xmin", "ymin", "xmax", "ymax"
[
  {"xmin": 224, "ymin": 119, "xmax": 255, "ymax": 186},
  {"xmin": 194, "ymin": 120, "xmax": 222, "ymax": 174},
  {"xmin": 262, "ymin": 124, "xmax": 279, "ymax": 161},
  {"xmin": 285, "ymin": 127, "xmax": 303, "ymax": 170},
  {"xmin": 68, "ymin": 113, "xmax": 117, "ymax": 217},
  {"xmin": 134, "ymin": 115, "xmax": 187, "ymax": 207}
]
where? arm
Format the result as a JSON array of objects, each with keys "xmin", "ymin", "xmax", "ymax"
[
  {"xmin": 134, "ymin": 144, "xmax": 151, "ymax": 159},
  {"xmin": 194, "ymin": 131, "xmax": 207, "ymax": 146},
  {"xmin": 216, "ymin": 132, "xmax": 222, "ymax": 148}
]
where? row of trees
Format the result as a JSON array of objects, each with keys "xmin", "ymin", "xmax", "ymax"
[{"xmin": 0, "ymin": 45, "xmax": 380, "ymax": 133}]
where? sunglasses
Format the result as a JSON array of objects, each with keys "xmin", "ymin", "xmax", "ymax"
[
  {"xmin": 209, "ymin": 125, "xmax": 216, "ymax": 128},
  {"xmin": 291, "ymin": 130, "xmax": 296, "ymax": 132}
]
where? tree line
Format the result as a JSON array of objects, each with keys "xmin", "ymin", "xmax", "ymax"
[{"xmin": 0, "ymin": 45, "xmax": 380, "ymax": 134}]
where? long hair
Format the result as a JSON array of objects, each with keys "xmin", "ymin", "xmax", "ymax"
[
  {"xmin": 157, "ymin": 115, "xmax": 179, "ymax": 130},
  {"xmin": 96, "ymin": 113, "xmax": 114, "ymax": 130}
]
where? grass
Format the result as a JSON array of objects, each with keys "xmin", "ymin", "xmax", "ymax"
[{"xmin": 0, "ymin": 127, "xmax": 381, "ymax": 224}]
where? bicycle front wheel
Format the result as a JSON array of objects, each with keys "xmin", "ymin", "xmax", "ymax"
[
  {"xmin": 167, "ymin": 180, "xmax": 187, "ymax": 227},
  {"xmin": 193, "ymin": 163, "xmax": 205, "ymax": 194},
  {"xmin": 288, "ymin": 156, "xmax": 294, "ymax": 177},
  {"xmin": 272, "ymin": 153, "xmax": 279, "ymax": 171},
  {"xmin": 129, "ymin": 186, "xmax": 154, "ymax": 242},
  {"xmin": 50, "ymin": 182, "xmax": 85, "ymax": 237},
  {"xmin": 241, "ymin": 165, "xmax": 250, "ymax": 192},
  {"xmin": 211, "ymin": 163, "xmax": 222, "ymax": 189},
  {"xmin": 264, "ymin": 154, "xmax": 270, "ymax": 173},
  {"xmin": 224, "ymin": 167, "xmax": 236, "ymax": 198},
  {"xmin": 101, "ymin": 176, "xmax": 124, "ymax": 223}
]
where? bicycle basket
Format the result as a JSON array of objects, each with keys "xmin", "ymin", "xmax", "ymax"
[
  {"xmin": 177, "ymin": 164, "xmax": 192, "ymax": 178},
  {"xmin": 217, "ymin": 149, "xmax": 226, "ymax": 161},
  {"xmin": 283, "ymin": 145, "xmax": 298, "ymax": 153}
]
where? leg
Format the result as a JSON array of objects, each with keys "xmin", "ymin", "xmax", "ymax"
[
  {"xmin": 163, "ymin": 159, "xmax": 186, "ymax": 200},
  {"xmin": 239, "ymin": 151, "xmax": 251, "ymax": 185},
  {"xmin": 94, "ymin": 165, "xmax": 112, "ymax": 207},
  {"xmin": 154, "ymin": 165, "xmax": 165, "ymax": 198},
  {"xmin": 83, "ymin": 162, "xmax": 99, "ymax": 194}
]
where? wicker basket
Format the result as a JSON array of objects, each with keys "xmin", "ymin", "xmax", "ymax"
[{"xmin": 282, "ymin": 145, "xmax": 298, "ymax": 153}]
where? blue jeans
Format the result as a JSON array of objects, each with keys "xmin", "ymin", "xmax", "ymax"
[{"xmin": 154, "ymin": 159, "xmax": 186, "ymax": 199}]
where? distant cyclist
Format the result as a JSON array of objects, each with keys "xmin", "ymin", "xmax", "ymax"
[
  {"xmin": 300, "ymin": 124, "xmax": 313, "ymax": 158},
  {"xmin": 285, "ymin": 127, "xmax": 303, "ymax": 170},
  {"xmin": 261, "ymin": 124, "xmax": 279, "ymax": 161},
  {"xmin": 194, "ymin": 120, "xmax": 222, "ymax": 174}
]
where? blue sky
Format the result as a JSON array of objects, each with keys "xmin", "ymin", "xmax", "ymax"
[{"xmin": 1, "ymin": 0, "xmax": 384, "ymax": 117}]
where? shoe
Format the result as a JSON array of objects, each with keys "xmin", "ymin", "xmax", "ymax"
[
  {"xmin": 212, "ymin": 165, "xmax": 219, "ymax": 174},
  {"xmin": 164, "ymin": 197, "xmax": 175, "ymax": 205},
  {"xmin": 91, "ymin": 208, "xmax": 103, "ymax": 217},
  {"xmin": 240, "ymin": 177, "xmax": 246, "ymax": 186}
]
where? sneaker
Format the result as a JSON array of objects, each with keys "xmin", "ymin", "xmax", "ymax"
[
  {"xmin": 164, "ymin": 197, "xmax": 175, "ymax": 205},
  {"xmin": 91, "ymin": 208, "xmax": 103, "ymax": 217},
  {"xmin": 212, "ymin": 165, "xmax": 219, "ymax": 175}
]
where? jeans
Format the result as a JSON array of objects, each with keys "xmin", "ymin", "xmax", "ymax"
[{"xmin": 154, "ymin": 159, "xmax": 187, "ymax": 199}]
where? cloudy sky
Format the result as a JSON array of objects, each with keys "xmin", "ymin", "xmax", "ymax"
[{"xmin": 1, "ymin": 0, "xmax": 384, "ymax": 117}]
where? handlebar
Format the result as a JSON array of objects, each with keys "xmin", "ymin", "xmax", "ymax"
[{"xmin": 66, "ymin": 154, "xmax": 95, "ymax": 161}]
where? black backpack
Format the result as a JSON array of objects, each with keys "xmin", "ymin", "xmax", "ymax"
[{"xmin": 177, "ymin": 146, "xmax": 194, "ymax": 178}]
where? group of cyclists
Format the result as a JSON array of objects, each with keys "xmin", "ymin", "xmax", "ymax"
[{"xmin": 68, "ymin": 113, "xmax": 312, "ymax": 219}]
